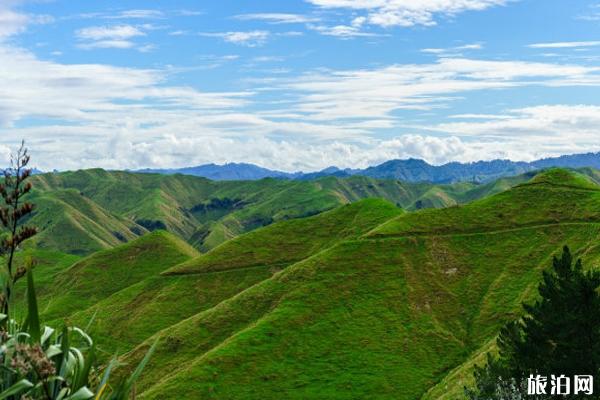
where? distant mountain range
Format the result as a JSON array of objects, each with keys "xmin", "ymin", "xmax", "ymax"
[{"xmin": 136, "ymin": 152, "xmax": 600, "ymax": 183}]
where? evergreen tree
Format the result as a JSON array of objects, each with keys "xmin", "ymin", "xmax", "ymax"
[{"xmin": 467, "ymin": 246, "xmax": 600, "ymax": 399}]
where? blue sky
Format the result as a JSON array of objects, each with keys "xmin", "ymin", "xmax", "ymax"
[{"xmin": 1, "ymin": 0, "xmax": 600, "ymax": 171}]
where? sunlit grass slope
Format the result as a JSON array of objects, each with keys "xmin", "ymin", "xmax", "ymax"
[
  {"xmin": 108, "ymin": 169, "xmax": 600, "ymax": 400},
  {"xmin": 166, "ymin": 198, "xmax": 403, "ymax": 275},
  {"xmin": 26, "ymin": 189, "xmax": 146, "ymax": 255},
  {"xmin": 39, "ymin": 230, "xmax": 199, "ymax": 321},
  {"xmin": 368, "ymin": 169, "xmax": 600, "ymax": 238},
  {"xmin": 59, "ymin": 199, "xmax": 402, "ymax": 358},
  {"xmin": 10, "ymin": 249, "xmax": 82, "ymax": 317}
]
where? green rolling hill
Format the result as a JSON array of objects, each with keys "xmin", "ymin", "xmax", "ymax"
[
  {"xmin": 35, "ymin": 199, "xmax": 403, "ymax": 359},
  {"xmin": 166, "ymin": 198, "xmax": 403, "ymax": 275},
  {"xmin": 26, "ymin": 188, "xmax": 146, "ymax": 255},
  {"xmin": 27, "ymin": 169, "xmax": 530, "ymax": 255},
  {"xmin": 39, "ymin": 230, "xmax": 199, "ymax": 322},
  {"xmin": 11, "ymin": 167, "xmax": 600, "ymax": 399},
  {"xmin": 61, "ymin": 168, "xmax": 595, "ymax": 399}
]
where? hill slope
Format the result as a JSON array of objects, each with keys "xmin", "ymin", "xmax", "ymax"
[
  {"xmin": 107, "ymin": 169, "xmax": 600, "ymax": 400},
  {"xmin": 59, "ymin": 200, "xmax": 401, "ymax": 355},
  {"xmin": 26, "ymin": 188, "xmax": 146, "ymax": 255},
  {"xmin": 29, "ymin": 169, "xmax": 527, "ymax": 254},
  {"xmin": 40, "ymin": 230, "xmax": 199, "ymax": 321},
  {"xmin": 167, "ymin": 198, "xmax": 403, "ymax": 275}
]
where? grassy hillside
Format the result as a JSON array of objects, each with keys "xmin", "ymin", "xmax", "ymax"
[
  {"xmin": 167, "ymin": 198, "xmax": 403, "ymax": 275},
  {"xmin": 368, "ymin": 169, "xmax": 600, "ymax": 238},
  {"xmin": 100, "ymin": 168, "xmax": 600, "ymax": 400},
  {"xmin": 39, "ymin": 230, "xmax": 199, "ymax": 321},
  {"xmin": 26, "ymin": 189, "xmax": 146, "ymax": 255},
  {"xmin": 52, "ymin": 199, "xmax": 401, "ymax": 358},
  {"xmin": 16, "ymin": 167, "xmax": 600, "ymax": 399},
  {"xmin": 29, "ymin": 169, "xmax": 524, "ymax": 254}
]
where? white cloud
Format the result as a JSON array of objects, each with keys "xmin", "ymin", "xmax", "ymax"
[
  {"xmin": 0, "ymin": 144, "xmax": 10, "ymax": 165},
  {"xmin": 3, "ymin": 42, "xmax": 600, "ymax": 170},
  {"xmin": 76, "ymin": 25, "xmax": 145, "ymax": 41},
  {"xmin": 10, "ymin": 126, "xmax": 600, "ymax": 172},
  {"xmin": 234, "ymin": 13, "xmax": 320, "ymax": 24},
  {"xmin": 278, "ymin": 58, "xmax": 600, "ymax": 121},
  {"xmin": 75, "ymin": 9, "xmax": 201, "ymax": 20},
  {"xmin": 0, "ymin": 1, "xmax": 53, "ymax": 41},
  {"xmin": 577, "ymin": 4, "xmax": 600, "ymax": 21},
  {"xmin": 76, "ymin": 25, "xmax": 151, "ymax": 51},
  {"xmin": 449, "ymin": 113, "xmax": 511, "ymax": 119},
  {"xmin": 2, "ymin": 1, "xmax": 600, "ymax": 171},
  {"xmin": 306, "ymin": 0, "xmax": 510, "ymax": 28},
  {"xmin": 200, "ymin": 31, "xmax": 270, "ymax": 47},
  {"xmin": 457, "ymin": 43, "xmax": 483, "ymax": 50},
  {"xmin": 421, "ymin": 43, "xmax": 483, "ymax": 55},
  {"xmin": 421, "ymin": 48, "xmax": 446, "ymax": 54},
  {"xmin": 79, "ymin": 40, "xmax": 136, "ymax": 50},
  {"xmin": 428, "ymin": 105, "xmax": 600, "ymax": 139},
  {"xmin": 0, "ymin": 133, "xmax": 501, "ymax": 172},
  {"xmin": 0, "ymin": 8, "xmax": 28, "ymax": 39},
  {"xmin": 308, "ymin": 24, "xmax": 382, "ymax": 38},
  {"xmin": 528, "ymin": 41, "xmax": 600, "ymax": 49},
  {"xmin": 105, "ymin": 10, "xmax": 165, "ymax": 20},
  {"xmin": 0, "ymin": 45, "xmax": 252, "ymax": 128}
]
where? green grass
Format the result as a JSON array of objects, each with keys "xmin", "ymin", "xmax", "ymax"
[
  {"xmin": 15, "ymin": 167, "xmax": 600, "ymax": 399},
  {"xmin": 55, "ymin": 199, "xmax": 402, "ymax": 358},
  {"xmin": 96, "ymin": 168, "xmax": 600, "ymax": 400},
  {"xmin": 10, "ymin": 249, "xmax": 82, "ymax": 318},
  {"xmin": 26, "ymin": 189, "xmax": 145, "ymax": 255},
  {"xmin": 66, "ymin": 265, "xmax": 274, "ymax": 358},
  {"xmin": 368, "ymin": 169, "xmax": 600, "ymax": 238},
  {"xmin": 167, "ymin": 198, "xmax": 403, "ymax": 275},
  {"xmin": 8, "ymin": 227, "xmax": 275, "ymax": 361},
  {"xmin": 27, "ymin": 169, "xmax": 532, "ymax": 255},
  {"xmin": 39, "ymin": 230, "xmax": 199, "ymax": 322}
]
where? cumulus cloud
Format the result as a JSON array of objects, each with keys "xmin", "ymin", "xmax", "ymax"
[
  {"xmin": 9, "ymin": 127, "xmax": 600, "ymax": 173},
  {"xmin": 305, "ymin": 0, "xmax": 510, "ymax": 28},
  {"xmin": 0, "ymin": 133, "xmax": 506, "ymax": 172}
]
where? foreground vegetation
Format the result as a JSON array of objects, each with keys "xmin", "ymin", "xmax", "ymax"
[{"xmin": 0, "ymin": 145, "xmax": 154, "ymax": 399}]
